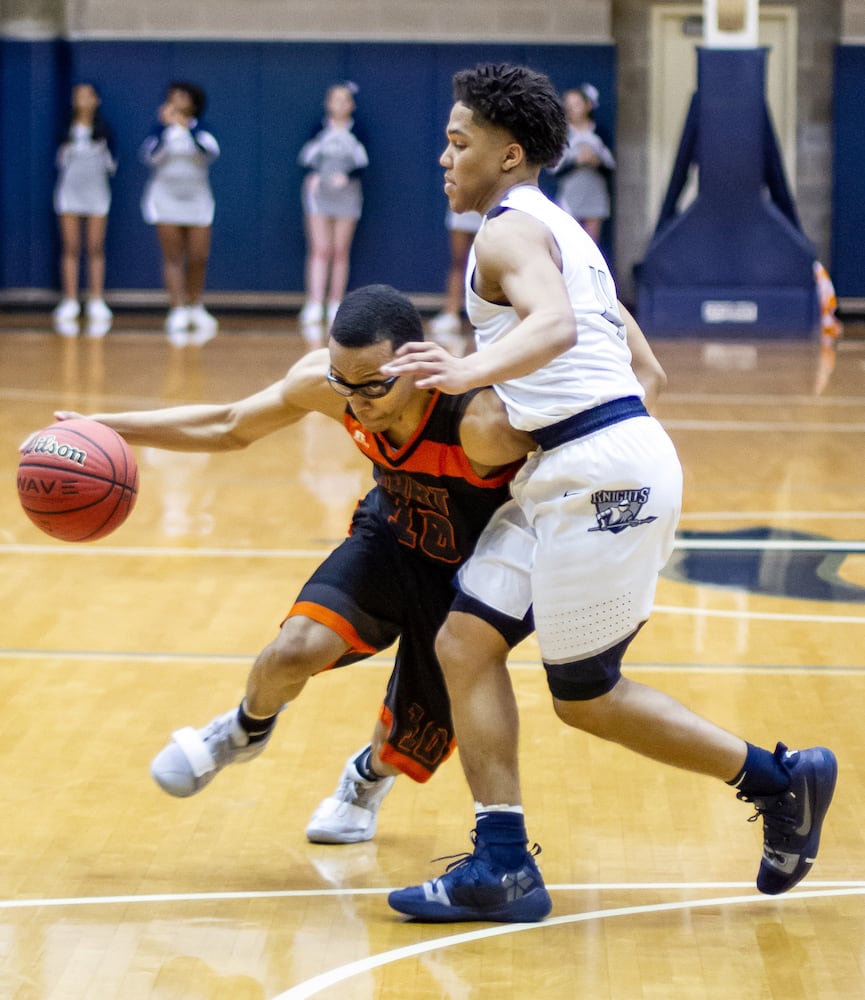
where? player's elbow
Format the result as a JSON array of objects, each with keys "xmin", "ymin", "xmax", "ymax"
[
  {"xmin": 551, "ymin": 312, "xmax": 579, "ymax": 353},
  {"xmin": 214, "ymin": 407, "xmax": 256, "ymax": 451},
  {"xmin": 220, "ymin": 420, "xmax": 259, "ymax": 451},
  {"xmin": 218, "ymin": 431, "xmax": 252, "ymax": 451}
]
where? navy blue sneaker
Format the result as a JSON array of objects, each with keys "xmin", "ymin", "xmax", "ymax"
[
  {"xmin": 388, "ymin": 834, "xmax": 552, "ymax": 923},
  {"xmin": 738, "ymin": 742, "xmax": 838, "ymax": 895}
]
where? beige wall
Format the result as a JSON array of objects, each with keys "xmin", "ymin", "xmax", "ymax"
[
  {"xmin": 842, "ymin": 0, "xmax": 865, "ymax": 41},
  {"xmin": 0, "ymin": 0, "xmax": 62, "ymax": 34},
  {"xmin": 60, "ymin": 0, "xmax": 611, "ymax": 40}
]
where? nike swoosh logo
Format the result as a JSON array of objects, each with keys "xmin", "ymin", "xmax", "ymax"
[
  {"xmin": 423, "ymin": 879, "xmax": 452, "ymax": 906},
  {"xmin": 795, "ymin": 788, "xmax": 812, "ymax": 836}
]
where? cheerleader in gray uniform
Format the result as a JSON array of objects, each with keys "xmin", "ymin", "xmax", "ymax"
[
  {"xmin": 297, "ymin": 82, "xmax": 368, "ymax": 339},
  {"xmin": 53, "ymin": 83, "xmax": 117, "ymax": 337},
  {"xmin": 549, "ymin": 84, "xmax": 615, "ymax": 245},
  {"xmin": 140, "ymin": 82, "xmax": 220, "ymax": 346}
]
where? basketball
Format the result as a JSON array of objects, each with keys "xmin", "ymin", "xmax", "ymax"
[{"xmin": 17, "ymin": 418, "xmax": 139, "ymax": 542}]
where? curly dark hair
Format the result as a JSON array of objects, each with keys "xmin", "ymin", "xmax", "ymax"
[
  {"xmin": 330, "ymin": 284, "xmax": 424, "ymax": 350},
  {"xmin": 452, "ymin": 63, "xmax": 567, "ymax": 167},
  {"xmin": 168, "ymin": 81, "xmax": 207, "ymax": 118}
]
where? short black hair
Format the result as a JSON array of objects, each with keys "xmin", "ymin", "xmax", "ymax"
[
  {"xmin": 168, "ymin": 81, "xmax": 207, "ymax": 117},
  {"xmin": 330, "ymin": 284, "xmax": 424, "ymax": 351},
  {"xmin": 453, "ymin": 63, "xmax": 567, "ymax": 167}
]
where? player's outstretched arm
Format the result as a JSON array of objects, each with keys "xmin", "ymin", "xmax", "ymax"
[{"xmin": 52, "ymin": 348, "xmax": 345, "ymax": 452}]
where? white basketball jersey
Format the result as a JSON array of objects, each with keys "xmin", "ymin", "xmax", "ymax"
[{"xmin": 466, "ymin": 184, "xmax": 644, "ymax": 432}]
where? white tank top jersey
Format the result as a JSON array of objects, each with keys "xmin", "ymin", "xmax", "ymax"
[{"xmin": 465, "ymin": 184, "xmax": 644, "ymax": 432}]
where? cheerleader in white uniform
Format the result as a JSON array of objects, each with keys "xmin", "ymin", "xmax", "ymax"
[
  {"xmin": 549, "ymin": 84, "xmax": 615, "ymax": 245},
  {"xmin": 297, "ymin": 82, "xmax": 368, "ymax": 341},
  {"xmin": 140, "ymin": 82, "xmax": 220, "ymax": 346},
  {"xmin": 53, "ymin": 83, "xmax": 117, "ymax": 337}
]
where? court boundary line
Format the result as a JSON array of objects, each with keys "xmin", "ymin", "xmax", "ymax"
[
  {"xmin": 2, "ymin": 536, "xmax": 865, "ymax": 559},
  {"xmin": 1, "ymin": 649, "xmax": 864, "ymax": 673},
  {"xmin": 661, "ymin": 419, "xmax": 865, "ymax": 432},
  {"xmin": 271, "ymin": 883, "xmax": 865, "ymax": 1000},
  {"xmin": 1, "ymin": 879, "xmax": 860, "ymax": 912},
  {"xmin": 265, "ymin": 885, "xmax": 865, "ymax": 999}
]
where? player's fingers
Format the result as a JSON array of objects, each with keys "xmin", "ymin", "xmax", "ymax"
[
  {"xmin": 384, "ymin": 362, "xmax": 442, "ymax": 379},
  {"xmin": 411, "ymin": 374, "xmax": 442, "ymax": 389},
  {"xmin": 392, "ymin": 341, "xmax": 434, "ymax": 358}
]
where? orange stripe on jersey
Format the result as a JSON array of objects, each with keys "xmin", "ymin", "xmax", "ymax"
[
  {"xmin": 402, "ymin": 439, "xmax": 517, "ymax": 487},
  {"xmin": 286, "ymin": 601, "xmax": 378, "ymax": 655},
  {"xmin": 343, "ymin": 392, "xmax": 519, "ymax": 488},
  {"xmin": 376, "ymin": 704, "xmax": 457, "ymax": 783}
]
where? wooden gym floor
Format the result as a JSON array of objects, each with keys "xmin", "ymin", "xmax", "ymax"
[{"xmin": 0, "ymin": 310, "xmax": 864, "ymax": 999}]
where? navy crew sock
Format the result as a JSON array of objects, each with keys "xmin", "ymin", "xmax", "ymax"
[
  {"xmin": 475, "ymin": 808, "xmax": 529, "ymax": 869},
  {"xmin": 728, "ymin": 742, "xmax": 791, "ymax": 798}
]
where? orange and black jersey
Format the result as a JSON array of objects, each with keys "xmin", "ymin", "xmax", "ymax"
[{"xmin": 343, "ymin": 389, "xmax": 523, "ymax": 566}]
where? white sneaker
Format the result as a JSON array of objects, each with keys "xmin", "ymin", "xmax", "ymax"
[
  {"xmin": 299, "ymin": 301, "xmax": 324, "ymax": 326},
  {"xmin": 187, "ymin": 303, "xmax": 218, "ymax": 346},
  {"xmin": 428, "ymin": 311, "xmax": 461, "ymax": 337},
  {"xmin": 165, "ymin": 306, "xmax": 190, "ymax": 346},
  {"xmin": 306, "ymin": 746, "xmax": 397, "ymax": 844},
  {"xmin": 53, "ymin": 298, "xmax": 80, "ymax": 337},
  {"xmin": 150, "ymin": 708, "xmax": 271, "ymax": 798},
  {"xmin": 326, "ymin": 301, "xmax": 341, "ymax": 326},
  {"xmin": 85, "ymin": 298, "xmax": 113, "ymax": 338}
]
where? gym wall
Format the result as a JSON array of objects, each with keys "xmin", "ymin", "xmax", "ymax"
[{"xmin": 0, "ymin": 38, "xmax": 615, "ymax": 300}]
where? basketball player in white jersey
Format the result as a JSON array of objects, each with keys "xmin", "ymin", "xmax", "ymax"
[{"xmin": 384, "ymin": 63, "xmax": 837, "ymax": 923}]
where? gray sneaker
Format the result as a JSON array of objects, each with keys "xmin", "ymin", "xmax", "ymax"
[
  {"xmin": 150, "ymin": 709, "xmax": 270, "ymax": 797},
  {"xmin": 306, "ymin": 746, "xmax": 396, "ymax": 844}
]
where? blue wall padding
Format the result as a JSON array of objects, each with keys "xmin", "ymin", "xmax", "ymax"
[
  {"xmin": 0, "ymin": 39, "xmax": 616, "ymax": 297},
  {"xmin": 636, "ymin": 48, "xmax": 817, "ymax": 337},
  {"xmin": 831, "ymin": 45, "xmax": 865, "ymax": 300},
  {"xmin": 1, "ymin": 39, "xmax": 69, "ymax": 288}
]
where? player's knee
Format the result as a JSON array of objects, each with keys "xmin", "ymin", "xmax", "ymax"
[
  {"xmin": 552, "ymin": 682, "xmax": 621, "ymax": 735},
  {"xmin": 264, "ymin": 618, "xmax": 326, "ymax": 679},
  {"xmin": 545, "ymin": 628, "xmax": 642, "ymax": 731},
  {"xmin": 434, "ymin": 619, "xmax": 464, "ymax": 677}
]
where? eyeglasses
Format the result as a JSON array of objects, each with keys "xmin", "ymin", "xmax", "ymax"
[{"xmin": 326, "ymin": 370, "xmax": 400, "ymax": 399}]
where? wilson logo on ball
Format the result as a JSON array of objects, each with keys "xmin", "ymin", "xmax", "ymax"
[
  {"xmin": 21, "ymin": 433, "xmax": 88, "ymax": 466},
  {"xmin": 17, "ymin": 418, "xmax": 139, "ymax": 542}
]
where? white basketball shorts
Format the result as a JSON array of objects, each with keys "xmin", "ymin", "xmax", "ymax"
[{"xmin": 456, "ymin": 414, "xmax": 682, "ymax": 665}]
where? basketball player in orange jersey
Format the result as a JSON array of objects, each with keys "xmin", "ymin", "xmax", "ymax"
[{"xmin": 52, "ymin": 283, "xmax": 666, "ymax": 846}]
